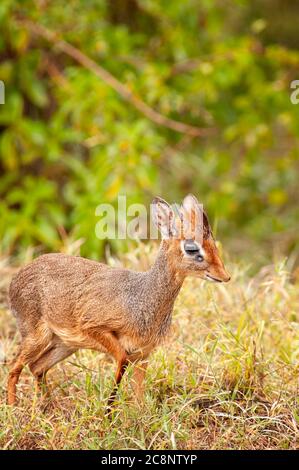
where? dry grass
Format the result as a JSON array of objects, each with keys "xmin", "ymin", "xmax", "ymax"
[{"xmin": 1, "ymin": 244, "xmax": 299, "ymax": 449}]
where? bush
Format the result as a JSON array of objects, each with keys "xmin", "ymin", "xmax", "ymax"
[{"xmin": 0, "ymin": 0, "xmax": 299, "ymax": 260}]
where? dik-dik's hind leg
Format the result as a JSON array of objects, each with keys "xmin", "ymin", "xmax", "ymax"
[
  {"xmin": 7, "ymin": 324, "xmax": 54, "ymax": 405},
  {"xmin": 7, "ymin": 349, "xmax": 26, "ymax": 405},
  {"xmin": 7, "ymin": 337, "xmax": 42, "ymax": 405},
  {"xmin": 29, "ymin": 342, "xmax": 76, "ymax": 394},
  {"xmin": 7, "ymin": 338, "xmax": 45, "ymax": 405}
]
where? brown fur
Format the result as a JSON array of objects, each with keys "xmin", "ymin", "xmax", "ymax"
[{"xmin": 7, "ymin": 195, "xmax": 230, "ymax": 407}]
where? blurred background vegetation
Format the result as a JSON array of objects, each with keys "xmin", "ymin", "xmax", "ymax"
[{"xmin": 0, "ymin": 0, "xmax": 298, "ymax": 265}]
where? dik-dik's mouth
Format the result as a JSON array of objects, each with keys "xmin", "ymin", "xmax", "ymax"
[{"xmin": 205, "ymin": 273, "xmax": 223, "ymax": 283}]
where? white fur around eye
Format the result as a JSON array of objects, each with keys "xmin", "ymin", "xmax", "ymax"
[{"xmin": 180, "ymin": 240, "xmax": 205, "ymax": 259}]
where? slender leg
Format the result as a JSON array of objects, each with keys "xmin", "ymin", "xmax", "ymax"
[
  {"xmin": 106, "ymin": 356, "xmax": 129, "ymax": 411},
  {"xmin": 7, "ymin": 337, "xmax": 41, "ymax": 405},
  {"xmin": 7, "ymin": 321, "xmax": 56, "ymax": 405},
  {"xmin": 7, "ymin": 351, "xmax": 25, "ymax": 405},
  {"xmin": 29, "ymin": 342, "xmax": 76, "ymax": 395},
  {"xmin": 34, "ymin": 372, "xmax": 48, "ymax": 398},
  {"xmin": 131, "ymin": 361, "xmax": 148, "ymax": 403},
  {"xmin": 82, "ymin": 330, "xmax": 128, "ymax": 411}
]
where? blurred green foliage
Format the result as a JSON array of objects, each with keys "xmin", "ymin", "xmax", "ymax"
[{"xmin": 0, "ymin": 0, "xmax": 298, "ymax": 259}]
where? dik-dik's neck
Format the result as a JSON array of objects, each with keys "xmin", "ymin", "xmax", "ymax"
[
  {"xmin": 143, "ymin": 241, "xmax": 185, "ymax": 329},
  {"xmin": 149, "ymin": 241, "xmax": 184, "ymax": 293}
]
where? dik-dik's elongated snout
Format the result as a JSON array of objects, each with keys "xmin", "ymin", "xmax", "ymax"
[
  {"xmin": 205, "ymin": 265, "xmax": 231, "ymax": 283},
  {"xmin": 202, "ymin": 238, "xmax": 231, "ymax": 283}
]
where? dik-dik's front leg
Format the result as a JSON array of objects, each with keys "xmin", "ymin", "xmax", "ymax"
[
  {"xmin": 131, "ymin": 361, "xmax": 148, "ymax": 403},
  {"xmin": 127, "ymin": 347, "xmax": 151, "ymax": 404},
  {"xmin": 82, "ymin": 329, "xmax": 129, "ymax": 411}
]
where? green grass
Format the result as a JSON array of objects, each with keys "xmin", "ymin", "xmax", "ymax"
[{"xmin": 1, "ymin": 245, "xmax": 299, "ymax": 449}]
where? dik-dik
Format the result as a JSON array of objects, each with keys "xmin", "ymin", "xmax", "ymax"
[{"xmin": 7, "ymin": 194, "xmax": 230, "ymax": 407}]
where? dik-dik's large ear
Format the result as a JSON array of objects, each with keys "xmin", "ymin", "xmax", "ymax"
[
  {"xmin": 151, "ymin": 197, "xmax": 177, "ymax": 239},
  {"xmin": 181, "ymin": 194, "xmax": 211, "ymax": 242}
]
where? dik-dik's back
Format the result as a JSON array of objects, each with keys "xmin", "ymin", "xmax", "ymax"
[
  {"xmin": 10, "ymin": 253, "xmax": 136, "ymax": 342},
  {"xmin": 7, "ymin": 194, "xmax": 230, "ymax": 407}
]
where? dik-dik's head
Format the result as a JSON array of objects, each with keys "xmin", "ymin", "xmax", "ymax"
[{"xmin": 152, "ymin": 194, "xmax": 230, "ymax": 283}]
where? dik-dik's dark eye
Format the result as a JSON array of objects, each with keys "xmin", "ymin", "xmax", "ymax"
[{"xmin": 184, "ymin": 240, "xmax": 204, "ymax": 262}]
